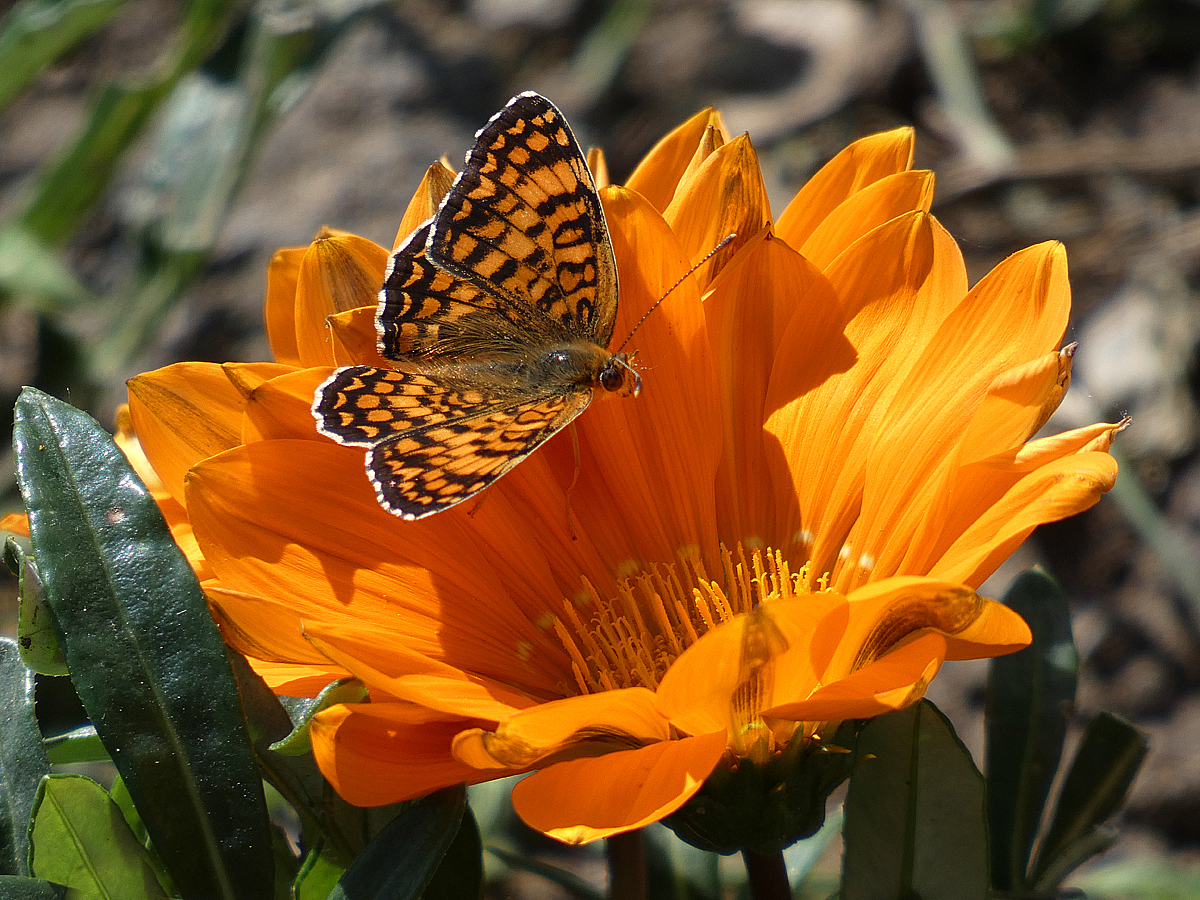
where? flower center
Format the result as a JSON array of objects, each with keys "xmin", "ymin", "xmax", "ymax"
[{"xmin": 550, "ymin": 544, "xmax": 810, "ymax": 696}]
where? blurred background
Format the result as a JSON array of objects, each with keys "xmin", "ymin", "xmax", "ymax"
[{"xmin": 1, "ymin": 0, "xmax": 1199, "ymax": 895}]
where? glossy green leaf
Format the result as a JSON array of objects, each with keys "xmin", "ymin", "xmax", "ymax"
[
  {"xmin": 0, "ymin": 637, "xmax": 48, "ymax": 875},
  {"xmin": 29, "ymin": 774, "xmax": 167, "ymax": 899},
  {"xmin": 1031, "ymin": 711, "xmax": 1147, "ymax": 890},
  {"xmin": 843, "ymin": 700, "xmax": 988, "ymax": 900},
  {"xmin": 13, "ymin": 388, "xmax": 273, "ymax": 900},
  {"xmin": 4, "ymin": 538, "xmax": 67, "ymax": 677},
  {"xmin": 0, "ymin": 0, "xmax": 124, "ymax": 113},
  {"xmin": 985, "ymin": 567, "xmax": 1077, "ymax": 890},
  {"xmin": 42, "ymin": 726, "xmax": 107, "ymax": 765},
  {"xmin": 109, "ymin": 776, "xmax": 178, "ymax": 899},
  {"xmin": 273, "ymin": 679, "xmax": 368, "ymax": 756},
  {"xmin": 0, "ymin": 875, "xmax": 66, "ymax": 899},
  {"xmin": 328, "ymin": 786, "xmax": 466, "ymax": 900},
  {"xmin": 421, "ymin": 805, "xmax": 483, "ymax": 900}
]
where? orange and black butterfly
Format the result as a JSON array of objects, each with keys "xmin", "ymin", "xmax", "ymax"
[{"xmin": 313, "ymin": 92, "xmax": 640, "ymax": 519}]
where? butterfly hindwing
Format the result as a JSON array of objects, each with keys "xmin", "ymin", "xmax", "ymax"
[{"xmin": 429, "ymin": 92, "xmax": 619, "ymax": 346}]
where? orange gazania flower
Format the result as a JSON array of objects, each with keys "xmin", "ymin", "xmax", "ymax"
[{"xmin": 122, "ymin": 111, "xmax": 1121, "ymax": 845}]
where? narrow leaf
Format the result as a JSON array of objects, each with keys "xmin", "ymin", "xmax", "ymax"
[
  {"xmin": 29, "ymin": 774, "xmax": 167, "ymax": 899},
  {"xmin": 329, "ymin": 786, "xmax": 466, "ymax": 900},
  {"xmin": 13, "ymin": 388, "xmax": 273, "ymax": 900},
  {"xmin": 4, "ymin": 539, "xmax": 67, "ymax": 676},
  {"xmin": 1032, "ymin": 712, "xmax": 1147, "ymax": 890},
  {"xmin": 985, "ymin": 568, "xmax": 1077, "ymax": 890},
  {"xmin": 0, "ymin": 637, "xmax": 49, "ymax": 875},
  {"xmin": 843, "ymin": 700, "xmax": 988, "ymax": 900}
]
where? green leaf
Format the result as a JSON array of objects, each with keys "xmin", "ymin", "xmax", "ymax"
[
  {"xmin": 1031, "ymin": 711, "xmax": 1148, "ymax": 890},
  {"xmin": 0, "ymin": 0, "xmax": 125, "ymax": 113},
  {"xmin": 328, "ymin": 786, "xmax": 466, "ymax": 900},
  {"xmin": 42, "ymin": 726, "xmax": 107, "ymax": 765},
  {"xmin": 272, "ymin": 679, "xmax": 368, "ymax": 756},
  {"xmin": 0, "ymin": 875, "xmax": 66, "ymax": 899},
  {"xmin": 13, "ymin": 388, "xmax": 273, "ymax": 900},
  {"xmin": 29, "ymin": 774, "xmax": 167, "ymax": 899},
  {"xmin": 985, "ymin": 567, "xmax": 1077, "ymax": 890},
  {"xmin": 843, "ymin": 700, "xmax": 988, "ymax": 900},
  {"xmin": 295, "ymin": 845, "xmax": 349, "ymax": 900},
  {"xmin": 420, "ymin": 805, "xmax": 483, "ymax": 900},
  {"xmin": 0, "ymin": 637, "xmax": 49, "ymax": 875},
  {"xmin": 109, "ymin": 776, "xmax": 179, "ymax": 898},
  {"xmin": 4, "ymin": 538, "xmax": 67, "ymax": 676}
]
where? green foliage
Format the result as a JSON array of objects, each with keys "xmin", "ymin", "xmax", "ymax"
[
  {"xmin": 29, "ymin": 774, "xmax": 167, "ymax": 899},
  {"xmin": 14, "ymin": 388, "xmax": 274, "ymax": 900},
  {"xmin": 0, "ymin": 637, "xmax": 49, "ymax": 876},
  {"xmin": 844, "ymin": 700, "xmax": 989, "ymax": 900}
]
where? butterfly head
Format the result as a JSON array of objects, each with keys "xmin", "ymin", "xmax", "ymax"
[{"xmin": 600, "ymin": 352, "xmax": 641, "ymax": 398}]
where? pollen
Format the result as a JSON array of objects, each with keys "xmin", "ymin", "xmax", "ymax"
[{"xmin": 548, "ymin": 544, "xmax": 817, "ymax": 697}]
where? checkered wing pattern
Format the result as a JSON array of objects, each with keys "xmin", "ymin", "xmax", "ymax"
[
  {"xmin": 428, "ymin": 92, "xmax": 619, "ymax": 346},
  {"xmin": 314, "ymin": 365, "xmax": 590, "ymax": 519}
]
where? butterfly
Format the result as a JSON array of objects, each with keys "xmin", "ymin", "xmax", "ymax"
[{"xmin": 312, "ymin": 92, "xmax": 640, "ymax": 519}]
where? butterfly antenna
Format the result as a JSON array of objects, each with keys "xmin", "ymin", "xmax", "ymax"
[{"xmin": 615, "ymin": 233, "xmax": 737, "ymax": 353}]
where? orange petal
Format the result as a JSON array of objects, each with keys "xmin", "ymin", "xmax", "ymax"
[
  {"xmin": 394, "ymin": 161, "xmax": 456, "ymax": 249},
  {"xmin": 576, "ymin": 187, "xmax": 721, "ymax": 570},
  {"xmin": 185, "ymin": 440, "xmax": 575, "ymax": 696},
  {"xmin": 311, "ymin": 703, "xmax": 488, "ymax": 806},
  {"xmin": 797, "ymin": 170, "xmax": 934, "ymax": 270},
  {"xmin": 305, "ymin": 625, "xmax": 536, "ymax": 721},
  {"xmin": 625, "ymin": 107, "xmax": 730, "ymax": 212},
  {"xmin": 263, "ymin": 246, "xmax": 306, "ymax": 366},
  {"xmin": 241, "ymin": 368, "xmax": 332, "ymax": 443},
  {"xmin": 246, "ymin": 655, "xmax": 348, "ymax": 696},
  {"xmin": 766, "ymin": 632, "xmax": 947, "ymax": 722},
  {"xmin": 587, "ymin": 146, "xmax": 610, "ymax": 188},
  {"xmin": 127, "ymin": 363, "xmax": 249, "ymax": 504},
  {"xmin": 452, "ymin": 688, "xmax": 667, "ymax": 770},
  {"xmin": 328, "ymin": 307, "xmax": 389, "ymax": 366},
  {"xmin": 1, "ymin": 512, "xmax": 29, "ymax": 536},
  {"xmin": 929, "ymin": 449, "xmax": 1119, "ymax": 588},
  {"xmin": 776, "ymin": 127, "xmax": 915, "ymax": 251},
  {"xmin": 511, "ymin": 730, "xmax": 728, "ymax": 844},
  {"xmin": 656, "ymin": 592, "xmax": 845, "ymax": 737},
  {"xmin": 958, "ymin": 347, "xmax": 1073, "ymax": 465},
  {"xmin": 205, "ymin": 585, "xmax": 337, "ymax": 665},
  {"xmin": 765, "ymin": 212, "xmax": 966, "ymax": 585},
  {"xmin": 294, "ymin": 234, "xmax": 389, "ymax": 367},
  {"xmin": 705, "ymin": 230, "xmax": 846, "ymax": 544},
  {"xmin": 840, "ymin": 241, "xmax": 1071, "ymax": 588},
  {"xmin": 662, "ymin": 134, "xmax": 771, "ymax": 286}
]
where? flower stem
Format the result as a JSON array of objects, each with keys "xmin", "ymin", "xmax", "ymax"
[
  {"xmin": 606, "ymin": 830, "xmax": 647, "ymax": 900},
  {"xmin": 743, "ymin": 848, "xmax": 790, "ymax": 900}
]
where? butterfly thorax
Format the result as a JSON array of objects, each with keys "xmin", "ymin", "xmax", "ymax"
[{"xmin": 427, "ymin": 341, "xmax": 640, "ymax": 398}]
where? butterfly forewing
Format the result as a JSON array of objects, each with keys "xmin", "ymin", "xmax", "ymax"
[
  {"xmin": 377, "ymin": 222, "xmax": 547, "ymax": 361},
  {"xmin": 429, "ymin": 92, "xmax": 619, "ymax": 346}
]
